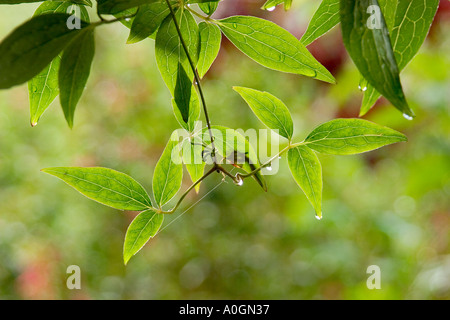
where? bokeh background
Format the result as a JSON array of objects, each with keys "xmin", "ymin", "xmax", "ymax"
[{"xmin": 0, "ymin": 0, "xmax": 449, "ymax": 300}]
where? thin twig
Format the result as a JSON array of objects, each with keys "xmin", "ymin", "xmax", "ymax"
[{"xmin": 164, "ymin": 0, "xmax": 217, "ymax": 163}]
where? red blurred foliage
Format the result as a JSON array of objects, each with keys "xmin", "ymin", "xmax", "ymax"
[
  {"xmin": 16, "ymin": 259, "xmax": 56, "ymax": 300},
  {"xmin": 429, "ymin": 0, "xmax": 450, "ymax": 41}
]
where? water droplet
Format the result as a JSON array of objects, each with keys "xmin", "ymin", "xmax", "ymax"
[
  {"xmin": 124, "ymin": 17, "xmax": 131, "ymax": 22},
  {"xmin": 232, "ymin": 23, "xmax": 238, "ymax": 29},
  {"xmin": 235, "ymin": 176, "xmax": 244, "ymax": 186},
  {"xmin": 266, "ymin": 6, "xmax": 276, "ymax": 12},
  {"xmin": 315, "ymin": 213, "xmax": 322, "ymax": 220},
  {"xmin": 278, "ymin": 156, "xmax": 282, "ymax": 159},
  {"xmin": 359, "ymin": 77, "xmax": 368, "ymax": 92},
  {"xmin": 403, "ymin": 113, "xmax": 413, "ymax": 121},
  {"xmin": 266, "ymin": 165, "xmax": 272, "ymax": 171},
  {"xmin": 358, "ymin": 85, "xmax": 367, "ymax": 92},
  {"xmin": 31, "ymin": 86, "xmax": 38, "ymax": 93}
]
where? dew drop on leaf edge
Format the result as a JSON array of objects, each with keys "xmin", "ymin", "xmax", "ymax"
[{"xmin": 403, "ymin": 113, "xmax": 413, "ymax": 121}]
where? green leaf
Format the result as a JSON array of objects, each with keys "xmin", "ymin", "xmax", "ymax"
[
  {"xmin": 155, "ymin": 8, "xmax": 199, "ymax": 93},
  {"xmin": 304, "ymin": 118, "xmax": 407, "ymax": 155},
  {"xmin": 72, "ymin": 0, "xmax": 93, "ymax": 6},
  {"xmin": 300, "ymin": 0, "xmax": 340, "ymax": 46},
  {"xmin": 233, "ymin": 86, "xmax": 293, "ymax": 141},
  {"xmin": 114, "ymin": 8, "xmax": 137, "ymax": 29},
  {"xmin": 360, "ymin": 0, "xmax": 439, "ymax": 116},
  {"xmin": 41, "ymin": 167, "xmax": 153, "ymax": 211},
  {"xmin": 97, "ymin": 0, "xmax": 158, "ymax": 15},
  {"xmin": 197, "ymin": 22, "xmax": 221, "ymax": 79},
  {"xmin": 198, "ymin": 1, "xmax": 219, "ymax": 16},
  {"xmin": 262, "ymin": 0, "xmax": 292, "ymax": 11},
  {"xmin": 67, "ymin": 0, "xmax": 93, "ymax": 6},
  {"xmin": 360, "ymin": 84, "xmax": 381, "ymax": 116},
  {"xmin": 28, "ymin": 55, "xmax": 61, "ymax": 127},
  {"xmin": 387, "ymin": 0, "xmax": 439, "ymax": 71},
  {"xmin": 186, "ymin": 0, "xmax": 220, "ymax": 5},
  {"xmin": 155, "ymin": 8, "xmax": 200, "ymax": 132},
  {"xmin": 217, "ymin": 16, "xmax": 335, "ymax": 83},
  {"xmin": 182, "ymin": 139, "xmax": 205, "ymax": 193},
  {"xmin": 123, "ymin": 209, "xmax": 164, "ymax": 265},
  {"xmin": 28, "ymin": 1, "xmax": 75, "ymax": 126},
  {"xmin": 59, "ymin": 27, "xmax": 95, "ymax": 128},
  {"xmin": 188, "ymin": 0, "xmax": 220, "ymax": 3},
  {"xmin": 127, "ymin": 2, "xmax": 170, "ymax": 44},
  {"xmin": 340, "ymin": 0, "xmax": 413, "ymax": 117},
  {"xmin": 0, "ymin": 0, "xmax": 39, "ymax": 3},
  {"xmin": 153, "ymin": 132, "xmax": 183, "ymax": 207},
  {"xmin": 288, "ymin": 145, "xmax": 322, "ymax": 218},
  {"xmin": 0, "ymin": 14, "xmax": 88, "ymax": 89},
  {"xmin": 34, "ymin": 1, "xmax": 76, "ymax": 15},
  {"xmin": 11, "ymin": 0, "xmax": 94, "ymax": 6}
]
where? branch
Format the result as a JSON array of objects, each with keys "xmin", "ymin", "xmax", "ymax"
[
  {"xmin": 162, "ymin": 166, "xmax": 217, "ymax": 214},
  {"xmin": 164, "ymin": 0, "xmax": 217, "ymax": 163}
]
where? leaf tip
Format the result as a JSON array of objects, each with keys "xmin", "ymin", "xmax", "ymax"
[
  {"xmin": 40, "ymin": 167, "xmax": 62, "ymax": 175},
  {"xmin": 399, "ymin": 134, "xmax": 408, "ymax": 142},
  {"xmin": 358, "ymin": 109, "xmax": 368, "ymax": 117},
  {"xmin": 126, "ymin": 37, "xmax": 137, "ymax": 45},
  {"xmin": 326, "ymin": 75, "xmax": 337, "ymax": 85},
  {"xmin": 402, "ymin": 110, "xmax": 416, "ymax": 121},
  {"xmin": 232, "ymin": 86, "xmax": 243, "ymax": 93},
  {"xmin": 123, "ymin": 254, "xmax": 131, "ymax": 266}
]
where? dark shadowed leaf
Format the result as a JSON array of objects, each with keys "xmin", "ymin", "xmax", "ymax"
[
  {"xmin": 340, "ymin": 0, "xmax": 413, "ymax": 117},
  {"xmin": 127, "ymin": 2, "xmax": 170, "ymax": 44},
  {"xmin": 97, "ymin": 0, "xmax": 158, "ymax": 15},
  {"xmin": 28, "ymin": 2, "xmax": 90, "ymax": 126},
  {"xmin": 360, "ymin": 0, "xmax": 439, "ymax": 115},
  {"xmin": 0, "ymin": 14, "xmax": 89, "ymax": 89},
  {"xmin": 155, "ymin": 8, "xmax": 199, "ymax": 93},
  {"xmin": 59, "ymin": 27, "xmax": 95, "ymax": 128}
]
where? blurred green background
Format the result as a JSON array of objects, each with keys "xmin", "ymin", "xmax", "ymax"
[{"xmin": 0, "ymin": 1, "xmax": 449, "ymax": 300}]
